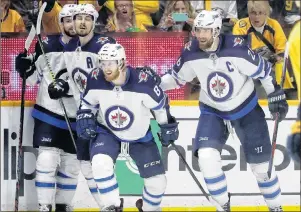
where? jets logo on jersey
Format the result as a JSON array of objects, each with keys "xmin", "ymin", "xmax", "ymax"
[
  {"xmin": 91, "ymin": 68, "xmax": 99, "ymax": 80},
  {"xmin": 233, "ymin": 37, "xmax": 244, "ymax": 47},
  {"xmin": 97, "ymin": 37, "xmax": 109, "ymax": 44},
  {"xmin": 138, "ymin": 71, "xmax": 148, "ymax": 83},
  {"xmin": 105, "ymin": 106, "xmax": 134, "ymax": 131},
  {"xmin": 207, "ymin": 72, "xmax": 233, "ymax": 102},
  {"xmin": 71, "ymin": 68, "xmax": 88, "ymax": 93}
]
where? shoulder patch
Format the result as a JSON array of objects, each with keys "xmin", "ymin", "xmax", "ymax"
[
  {"xmin": 184, "ymin": 41, "xmax": 192, "ymax": 51},
  {"xmin": 239, "ymin": 20, "xmax": 247, "ymax": 28},
  {"xmin": 91, "ymin": 68, "xmax": 100, "ymax": 80},
  {"xmin": 138, "ymin": 71, "xmax": 148, "ymax": 83},
  {"xmin": 233, "ymin": 37, "xmax": 244, "ymax": 47},
  {"xmin": 97, "ymin": 37, "xmax": 109, "ymax": 44}
]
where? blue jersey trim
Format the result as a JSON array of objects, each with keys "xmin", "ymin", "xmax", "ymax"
[
  {"xmin": 32, "ymin": 108, "xmax": 76, "ymax": 130},
  {"xmin": 200, "ymin": 91, "xmax": 258, "ymax": 120}
]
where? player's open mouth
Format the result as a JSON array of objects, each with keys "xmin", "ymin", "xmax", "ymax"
[{"xmin": 105, "ymin": 71, "xmax": 112, "ymax": 75}]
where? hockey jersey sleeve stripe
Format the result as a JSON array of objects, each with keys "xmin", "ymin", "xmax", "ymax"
[
  {"xmin": 171, "ymin": 70, "xmax": 186, "ymax": 86},
  {"xmin": 258, "ymin": 61, "xmax": 272, "ymax": 80},
  {"xmin": 250, "ymin": 57, "xmax": 264, "ymax": 78},
  {"xmin": 151, "ymin": 94, "xmax": 167, "ymax": 111}
]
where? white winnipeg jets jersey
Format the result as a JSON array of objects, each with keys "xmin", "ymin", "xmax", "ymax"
[
  {"xmin": 64, "ymin": 34, "xmax": 116, "ymax": 106},
  {"xmin": 81, "ymin": 67, "xmax": 170, "ymax": 142},
  {"xmin": 27, "ymin": 35, "xmax": 77, "ymax": 130},
  {"xmin": 161, "ymin": 35, "xmax": 275, "ymax": 120}
]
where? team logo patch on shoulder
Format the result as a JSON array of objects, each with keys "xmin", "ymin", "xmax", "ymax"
[
  {"xmin": 207, "ymin": 72, "xmax": 233, "ymax": 102},
  {"xmin": 91, "ymin": 68, "xmax": 100, "ymax": 80},
  {"xmin": 105, "ymin": 106, "xmax": 134, "ymax": 131},
  {"xmin": 233, "ymin": 37, "xmax": 244, "ymax": 47},
  {"xmin": 239, "ymin": 20, "xmax": 247, "ymax": 28},
  {"xmin": 71, "ymin": 67, "xmax": 88, "ymax": 93},
  {"xmin": 184, "ymin": 41, "xmax": 192, "ymax": 51},
  {"xmin": 97, "ymin": 37, "xmax": 109, "ymax": 44},
  {"xmin": 138, "ymin": 71, "xmax": 148, "ymax": 83},
  {"xmin": 42, "ymin": 36, "xmax": 49, "ymax": 44}
]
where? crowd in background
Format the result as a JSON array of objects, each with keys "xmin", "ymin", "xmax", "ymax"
[{"xmin": 0, "ymin": 0, "xmax": 300, "ymax": 99}]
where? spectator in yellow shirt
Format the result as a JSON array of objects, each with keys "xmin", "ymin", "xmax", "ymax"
[
  {"xmin": 103, "ymin": 0, "xmax": 159, "ymax": 30},
  {"xmin": 0, "ymin": 0, "xmax": 25, "ymax": 32},
  {"xmin": 233, "ymin": 0, "xmax": 295, "ymax": 92},
  {"xmin": 105, "ymin": 0, "xmax": 147, "ymax": 32}
]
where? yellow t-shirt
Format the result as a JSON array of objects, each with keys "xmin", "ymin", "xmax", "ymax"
[
  {"xmin": 233, "ymin": 17, "xmax": 295, "ymax": 89},
  {"xmin": 288, "ymin": 21, "xmax": 300, "ymax": 99},
  {"xmin": 1, "ymin": 9, "xmax": 25, "ymax": 32},
  {"xmin": 42, "ymin": 2, "xmax": 62, "ymax": 34}
]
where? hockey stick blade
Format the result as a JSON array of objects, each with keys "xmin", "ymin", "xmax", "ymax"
[
  {"xmin": 267, "ymin": 41, "xmax": 290, "ymax": 179},
  {"xmin": 24, "ymin": 25, "xmax": 36, "ymax": 54}
]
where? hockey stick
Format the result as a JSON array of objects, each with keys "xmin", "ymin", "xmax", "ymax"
[
  {"xmin": 267, "ymin": 42, "xmax": 290, "ymax": 179},
  {"xmin": 35, "ymin": 2, "xmax": 77, "ymax": 150},
  {"xmin": 14, "ymin": 25, "xmax": 37, "ymax": 212},
  {"xmin": 155, "ymin": 131, "xmax": 224, "ymax": 211}
]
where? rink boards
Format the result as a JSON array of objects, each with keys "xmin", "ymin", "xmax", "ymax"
[{"xmin": 1, "ymin": 100, "xmax": 300, "ymax": 211}]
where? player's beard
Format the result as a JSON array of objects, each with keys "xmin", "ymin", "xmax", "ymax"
[
  {"xmin": 104, "ymin": 70, "xmax": 120, "ymax": 82},
  {"xmin": 64, "ymin": 28, "xmax": 76, "ymax": 37},
  {"xmin": 76, "ymin": 26, "xmax": 93, "ymax": 37},
  {"xmin": 198, "ymin": 38, "xmax": 214, "ymax": 50}
]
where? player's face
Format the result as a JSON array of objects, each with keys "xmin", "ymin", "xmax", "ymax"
[
  {"xmin": 62, "ymin": 17, "xmax": 76, "ymax": 37},
  {"xmin": 194, "ymin": 27, "xmax": 214, "ymax": 50},
  {"xmin": 115, "ymin": 0, "xmax": 133, "ymax": 19},
  {"xmin": 74, "ymin": 14, "xmax": 94, "ymax": 37},
  {"xmin": 100, "ymin": 60, "xmax": 120, "ymax": 82},
  {"xmin": 249, "ymin": 9, "xmax": 267, "ymax": 28}
]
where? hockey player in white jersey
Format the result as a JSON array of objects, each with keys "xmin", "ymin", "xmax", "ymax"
[
  {"xmin": 47, "ymin": 3, "xmax": 116, "ymax": 209},
  {"xmin": 153, "ymin": 10, "xmax": 288, "ymax": 212},
  {"xmin": 75, "ymin": 43, "xmax": 179, "ymax": 211},
  {"xmin": 15, "ymin": 4, "xmax": 80, "ymax": 212}
]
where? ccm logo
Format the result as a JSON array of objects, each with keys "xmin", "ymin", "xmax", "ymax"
[
  {"xmin": 77, "ymin": 113, "xmax": 92, "ymax": 119},
  {"xmin": 144, "ymin": 160, "xmax": 161, "ymax": 168}
]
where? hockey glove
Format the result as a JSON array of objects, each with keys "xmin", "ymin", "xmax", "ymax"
[
  {"xmin": 137, "ymin": 66, "xmax": 161, "ymax": 85},
  {"xmin": 42, "ymin": 0, "xmax": 56, "ymax": 12},
  {"xmin": 287, "ymin": 121, "xmax": 300, "ymax": 163},
  {"xmin": 15, "ymin": 52, "xmax": 35, "ymax": 79},
  {"xmin": 267, "ymin": 87, "xmax": 288, "ymax": 122},
  {"xmin": 48, "ymin": 79, "xmax": 70, "ymax": 100},
  {"xmin": 158, "ymin": 117, "xmax": 179, "ymax": 147},
  {"xmin": 76, "ymin": 109, "xmax": 98, "ymax": 140}
]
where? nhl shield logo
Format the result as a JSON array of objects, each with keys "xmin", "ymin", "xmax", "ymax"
[
  {"xmin": 105, "ymin": 106, "xmax": 134, "ymax": 131},
  {"xmin": 97, "ymin": 37, "xmax": 109, "ymax": 44},
  {"xmin": 207, "ymin": 72, "xmax": 233, "ymax": 102},
  {"xmin": 91, "ymin": 68, "xmax": 99, "ymax": 80}
]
